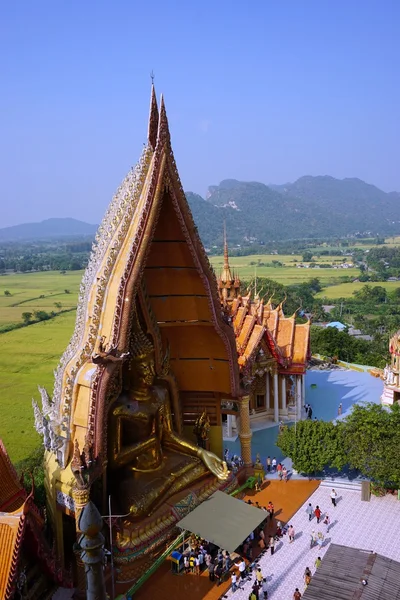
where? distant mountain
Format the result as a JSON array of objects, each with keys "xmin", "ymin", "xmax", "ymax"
[
  {"xmin": 3, "ymin": 176, "xmax": 400, "ymax": 246},
  {"xmin": 0, "ymin": 218, "xmax": 98, "ymax": 242},
  {"xmin": 186, "ymin": 176, "xmax": 400, "ymax": 246}
]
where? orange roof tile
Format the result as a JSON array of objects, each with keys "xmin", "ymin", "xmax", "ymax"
[
  {"xmin": 0, "ymin": 510, "xmax": 25, "ymax": 600},
  {"xmin": 237, "ymin": 315, "xmax": 256, "ymax": 353},
  {"xmin": 233, "ymin": 306, "xmax": 247, "ymax": 337},
  {"xmin": 292, "ymin": 321, "xmax": 311, "ymax": 365},
  {"xmin": 0, "ymin": 441, "xmax": 26, "ymax": 513},
  {"xmin": 276, "ymin": 317, "xmax": 295, "ymax": 359},
  {"xmin": 242, "ymin": 324, "xmax": 265, "ymax": 363}
]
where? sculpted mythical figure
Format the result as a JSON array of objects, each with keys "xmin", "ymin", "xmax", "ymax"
[{"xmin": 108, "ymin": 305, "xmax": 229, "ymax": 517}]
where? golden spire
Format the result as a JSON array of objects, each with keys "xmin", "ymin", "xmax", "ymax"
[
  {"xmin": 156, "ymin": 94, "xmax": 171, "ymax": 147},
  {"xmin": 148, "ymin": 81, "xmax": 159, "ymax": 149},
  {"xmin": 221, "ymin": 222, "xmax": 233, "ymax": 283}
]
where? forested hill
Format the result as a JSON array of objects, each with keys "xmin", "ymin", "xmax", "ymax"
[
  {"xmin": 1, "ymin": 176, "xmax": 399, "ymax": 246},
  {"xmin": 186, "ymin": 176, "xmax": 400, "ymax": 247}
]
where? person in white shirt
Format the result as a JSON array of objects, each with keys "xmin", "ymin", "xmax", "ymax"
[
  {"xmin": 271, "ymin": 457, "xmax": 277, "ymax": 472},
  {"xmin": 330, "ymin": 488, "xmax": 337, "ymax": 507},
  {"xmin": 238, "ymin": 559, "xmax": 246, "ymax": 580}
]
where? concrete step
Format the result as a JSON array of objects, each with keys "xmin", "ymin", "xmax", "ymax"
[{"xmin": 320, "ymin": 478, "xmax": 363, "ymax": 492}]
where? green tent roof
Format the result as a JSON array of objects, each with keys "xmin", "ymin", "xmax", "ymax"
[{"xmin": 177, "ymin": 490, "xmax": 266, "ymax": 553}]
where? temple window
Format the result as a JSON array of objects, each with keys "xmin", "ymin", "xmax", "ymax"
[{"xmin": 256, "ymin": 394, "xmax": 265, "ymax": 409}]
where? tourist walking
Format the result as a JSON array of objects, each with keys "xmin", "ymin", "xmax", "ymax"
[
  {"xmin": 288, "ymin": 524, "xmax": 295, "ymax": 543},
  {"xmin": 195, "ymin": 555, "xmax": 200, "ymax": 575},
  {"xmin": 277, "ymin": 463, "xmax": 283, "ymax": 480},
  {"xmin": 269, "ymin": 535, "xmax": 275, "ymax": 555},
  {"xmin": 231, "ymin": 571, "xmax": 238, "ymax": 592},
  {"xmin": 266, "ymin": 456, "xmax": 271, "ymax": 472},
  {"xmin": 314, "ymin": 556, "xmax": 321, "ymax": 569},
  {"xmin": 262, "ymin": 578, "xmax": 268, "ymax": 599},
  {"xmin": 310, "ymin": 530, "xmax": 317, "ymax": 549},
  {"xmin": 338, "ymin": 403, "xmax": 342, "ymax": 416},
  {"xmin": 330, "ymin": 488, "xmax": 337, "ymax": 507},
  {"xmin": 306, "ymin": 503, "xmax": 313, "ymax": 521},
  {"xmin": 271, "ymin": 457, "xmax": 277, "ymax": 472},
  {"xmin": 267, "ymin": 501, "xmax": 274, "ymax": 522},
  {"xmin": 323, "ymin": 513, "xmax": 330, "ymax": 534},
  {"xmin": 304, "ymin": 567, "xmax": 312, "ymax": 587},
  {"xmin": 251, "ymin": 581, "xmax": 259, "ymax": 600},
  {"xmin": 293, "ymin": 588, "xmax": 302, "ymax": 599},
  {"xmin": 215, "ymin": 563, "xmax": 222, "ymax": 586},
  {"xmin": 239, "ymin": 558, "xmax": 246, "ymax": 580},
  {"xmin": 208, "ymin": 561, "xmax": 215, "ymax": 581},
  {"xmin": 314, "ymin": 505, "xmax": 322, "ymax": 523},
  {"xmin": 282, "ymin": 466, "xmax": 288, "ymax": 482},
  {"xmin": 256, "ymin": 567, "xmax": 263, "ymax": 584},
  {"xmin": 317, "ymin": 531, "xmax": 324, "ymax": 549},
  {"xmin": 184, "ymin": 555, "xmax": 190, "ymax": 574}
]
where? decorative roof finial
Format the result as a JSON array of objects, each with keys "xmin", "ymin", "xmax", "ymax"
[
  {"xmin": 148, "ymin": 76, "xmax": 159, "ymax": 149},
  {"xmin": 156, "ymin": 94, "xmax": 171, "ymax": 147},
  {"xmin": 220, "ymin": 222, "xmax": 233, "ymax": 284}
]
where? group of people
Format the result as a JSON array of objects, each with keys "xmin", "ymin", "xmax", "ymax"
[
  {"xmin": 265, "ymin": 456, "xmax": 288, "ymax": 481},
  {"xmin": 224, "ymin": 449, "xmax": 244, "ymax": 472},
  {"xmin": 182, "ymin": 537, "xmax": 233, "ymax": 585}
]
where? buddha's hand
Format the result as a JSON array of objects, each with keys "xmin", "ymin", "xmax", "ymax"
[{"xmin": 198, "ymin": 448, "xmax": 230, "ymax": 481}]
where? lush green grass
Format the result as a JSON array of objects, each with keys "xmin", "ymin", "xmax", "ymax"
[
  {"xmin": 209, "ymin": 255, "xmax": 359, "ymax": 284},
  {"xmin": 316, "ymin": 280, "xmax": 400, "ymax": 299},
  {"xmin": 0, "ymin": 271, "xmax": 82, "ymax": 325},
  {"xmin": 0, "ymin": 311, "xmax": 77, "ymax": 462}
]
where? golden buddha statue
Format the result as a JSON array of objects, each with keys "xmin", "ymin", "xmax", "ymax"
[{"xmin": 108, "ymin": 306, "xmax": 229, "ymax": 518}]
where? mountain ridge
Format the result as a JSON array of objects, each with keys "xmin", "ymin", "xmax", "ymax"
[{"xmin": 1, "ymin": 176, "xmax": 399, "ymax": 245}]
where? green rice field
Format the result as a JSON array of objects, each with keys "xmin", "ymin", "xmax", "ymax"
[{"xmin": 316, "ymin": 280, "xmax": 400, "ymax": 299}]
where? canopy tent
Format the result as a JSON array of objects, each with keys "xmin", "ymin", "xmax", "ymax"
[{"xmin": 177, "ymin": 491, "xmax": 266, "ymax": 554}]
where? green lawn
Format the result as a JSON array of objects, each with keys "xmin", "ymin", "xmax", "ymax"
[
  {"xmin": 209, "ymin": 256, "xmax": 359, "ymax": 284},
  {"xmin": 0, "ymin": 271, "xmax": 82, "ymax": 325},
  {"xmin": 316, "ymin": 280, "xmax": 400, "ymax": 299},
  {"xmin": 0, "ymin": 311, "xmax": 77, "ymax": 462}
]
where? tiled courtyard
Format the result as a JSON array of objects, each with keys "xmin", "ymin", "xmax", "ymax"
[{"xmin": 227, "ymin": 485, "xmax": 400, "ymax": 600}]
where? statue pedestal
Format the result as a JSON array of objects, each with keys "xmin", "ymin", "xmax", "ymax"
[{"xmin": 254, "ymin": 466, "xmax": 265, "ymax": 482}]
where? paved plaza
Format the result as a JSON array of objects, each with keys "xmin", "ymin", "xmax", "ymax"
[{"xmin": 227, "ymin": 484, "xmax": 400, "ymax": 600}]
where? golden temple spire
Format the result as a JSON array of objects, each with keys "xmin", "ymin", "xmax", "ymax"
[
  {"xmin": 147, "ymin": 82, "xmax": 159, "ymax": 149},
  {"xmin": 157, "ymin": 94, "xmax": 171, "ymax": 147},
  {"xmin": 221, "ymin": 222, "xmax": 233, "ymax": 283}
]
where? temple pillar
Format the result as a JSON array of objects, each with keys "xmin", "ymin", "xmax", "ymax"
[
  {"xmin": 281, "ymin": 376, "xmax": 287, "ymax": 412},
  {"xmin": 273, "ymin": 373, "xmax": 279, "ymax": 423},
  {"xmin": 296, "ymin": 376, "xmax": 302, "ymax": 419},
  {"xmin": 302, "ymin": 373, "xmax": 306, "ymax": 405},
  {"xmin": 226, "ymin": 414, "xmax": 233, "ymax": 438},
  {"xmin": 265, "ymin": 372, "xmax": 270, "ymax": 410},
  {"xmin": 239, "ymin": 395, "xmax": 252, "ymax": 466}
]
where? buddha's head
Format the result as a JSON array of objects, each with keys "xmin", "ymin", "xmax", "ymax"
[{"xmin": 128, "ymin": 303, "xmax": 157, "ymax": 393}]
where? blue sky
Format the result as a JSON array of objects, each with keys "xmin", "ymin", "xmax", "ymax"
[{"xmin": 1, "ymin": 1, "xmax": 399, "ymax": 227}]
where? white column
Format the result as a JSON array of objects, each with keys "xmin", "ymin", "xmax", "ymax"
[
  {"xmin": 281, "ymin": 376, "xmax": 287, "ymax": 411},
  {"xmin": 226, "ymin": 414, "xmax": 233, "ymax": 438},
  {"xmin": 296, "ymin": 376, "xmax": 302, "ymax": 419},
  {"xmin": 265, "ymin": 372, "xmax": 270, "ymax": 410},
  {"xmin": 273, "ymin": 373, "xmax": 279, "ymax": 422},
  {"xmin": 302, "ymin": 373, "xmax": 306, "ymax": 406}
]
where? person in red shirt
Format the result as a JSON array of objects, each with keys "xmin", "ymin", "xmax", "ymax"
[
  {"xmin": 277, "ymin": 463, "xmax": 283, "ymax": 480},
  {"xmin": 267, "ymin": 501, "xmax": 274, "ymax": 522},
  {"xmin": 293, "ymin": 588, "xmax": 302, "ymax": 599},
  {"xmin": 314, "ymin": 505, "xmax": 322, "ymax": 523}
]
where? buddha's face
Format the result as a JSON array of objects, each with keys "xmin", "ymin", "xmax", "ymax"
[{"xmin": 132, "ymin": 354, "xmax": 156, "ymax": 388}]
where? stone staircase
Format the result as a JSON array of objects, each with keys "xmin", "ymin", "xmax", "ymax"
[{"xmin": 320, "ymin": 477, "xmax": 363, "ymax": 492}]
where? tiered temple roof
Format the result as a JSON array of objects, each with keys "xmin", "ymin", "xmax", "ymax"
[
  {"xmin": 0, "ymin": 441, "xmax": 26, "ymax": 600},
  {"xmin": 219, "ymin": 245, "xmax": 311, "ymax": 374}
]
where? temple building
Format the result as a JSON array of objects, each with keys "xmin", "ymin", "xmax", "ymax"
[
  {"xmin": 32, "ymin": 87, "xmax": 249, "ymax": 592},
  {"xmin": 0, "ymin": 440, "xmax": 71, "ymax": 599},
  {"xmin": 381, "ymin": 330, "xmax": 400, "ymax": 405},
  {"xmin": 217, "ymin": 232, "xmax": 311, "ymax": 436}
]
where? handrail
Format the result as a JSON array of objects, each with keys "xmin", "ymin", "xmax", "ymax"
[
  {"xmin": 116, "ymin": 480, "xmax": 252, "ymax": 599},
  {"xmin": 115, "ymin": 532, "xmax": 185, "ymax": 600}
]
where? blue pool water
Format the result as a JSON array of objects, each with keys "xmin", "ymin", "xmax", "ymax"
[{"xmin": 224, "ymin": 370, "xmax": 383, "ymax": 464}]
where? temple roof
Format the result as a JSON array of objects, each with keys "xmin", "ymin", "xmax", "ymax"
[
  {"xmin": 50, "ymin": 87, "xmax": 241, "ymax": 465},
  {"xmin": 0, "ymin": 440, "xmax": 26, "ymax": 513},
  {"xmin": 0, "ymin": 441, "xmax": 26, "ymax": 600},
  {"xmin": 218, "ymin": 247, "xmax": 311, "ymax": 373}
]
